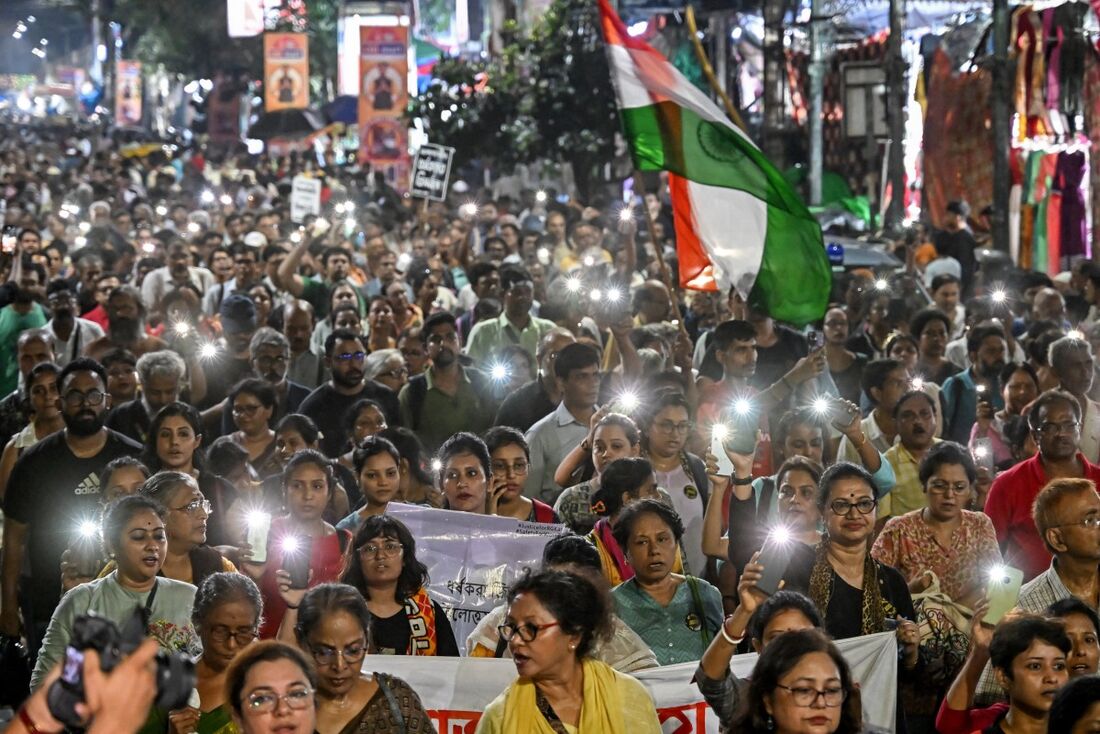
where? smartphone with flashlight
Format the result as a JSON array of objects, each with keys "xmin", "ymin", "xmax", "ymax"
[
  {"xmin": 807, "ymin": 329, "xmax": 824, "ymax": 351},
  {"xmin": 972, "ymin": 438, "xmax": 995, "ymax": 471},
  {"xmin": 710, "ymin": 427, "xmax": 735, "ymax": 477},
  {"xmin": 1, "ymin": 233, "xmax": 15, "ymax": 255},
  {"xmin": 722, "ymin": 403, "xmax": 759, "ymax": 456},
  {"xmin": 826, "ymin": 398, "xmax": 859, "ymax": 430},
  {"xmin": 985, "ymin": 565, "xmax": 1024, "ymax": 625},
  {"xmin": 245, "ymin": 512, "xmax": 271, "ymax": 564},
  {"xmin": 283, "ymin": 537, "xmax": 313, "ymax": 589},
  {"xmin": 756, "ymin": 530, "xmax": 795, "ymax": 596},
  {"xmin": 69, "ymin": 538, "xmax": 103, "ymax": 578}
]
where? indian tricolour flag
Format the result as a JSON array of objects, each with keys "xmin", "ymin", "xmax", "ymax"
[{"xmin": 599, "ymin": 0, "xmax": 830, "ymax": 324}]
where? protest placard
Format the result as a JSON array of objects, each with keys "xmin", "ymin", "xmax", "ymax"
[
  {"xmin": 384, "ymin": 503, "xmax": 564, "ymax": 645},
  {"xmin": 289, "ymin": 175, "xmax": 322, "ymax": 222},
  {"xmin": 410, "ymin": 143, "xmax": 456, "ymax": 201}
]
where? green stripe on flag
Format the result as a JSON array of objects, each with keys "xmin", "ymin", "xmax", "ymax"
[
  {"xmin": 751, "ymin": 207, "xmax": 833, "ymax": 325},
  {"xmin": 620, "ymin": 101, "xmax": 830, "ymax": 325}
]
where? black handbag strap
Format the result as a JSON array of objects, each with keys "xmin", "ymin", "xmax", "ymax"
[
  {"xmin": 376, "ymin": 673, "xmax": 407, "ymax": 734},
  {"xmin": 140, "ymin": 578, "xmax": 159, "ymax": 628}
]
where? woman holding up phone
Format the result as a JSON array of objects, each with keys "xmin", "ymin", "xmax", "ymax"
[{"xmin": 241, "ymin": 450, "xmax": 352, "ymax": 639}]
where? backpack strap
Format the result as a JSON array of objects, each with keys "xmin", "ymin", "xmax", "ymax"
[{"xmin": 407, "ymin": 374, "xmax": 428, "ymax": 431}]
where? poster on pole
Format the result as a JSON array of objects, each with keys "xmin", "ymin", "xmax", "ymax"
[
  {"xmin": 410, "ymin": 143, "xmax": 455, "ymax": 201},
  {"xmin": 115, "ymin": 61, "xmax": 143, "ymax": 127},
  {"xmin": 290, "ymin": 175, "xmax": 322, "ymax": 223},
  {"xmin": 358, "ymin": 25, "xmax": 410, "ymax": 191},
  {"xmin": 384, "ymin": 503, "xmax": 563, "ymax": 646},
  {"xmin": 227, "ymin": 0, "xmax": 265, "ymax": 37},
  {"xmin": 264, "ymin": 33, "xmax": 309, "ymax": 111}
]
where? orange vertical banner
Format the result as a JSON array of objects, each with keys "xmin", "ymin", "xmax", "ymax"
[
  {"xmin": 115, "ymin": 60, "xmax": 143, "ymax": 127},
  {"xmin": 358, "ymin": 25, "xmax": 410, "ymax": 191},
  {"xmin": 264, "ymin": 32, "xmax": 309, "ymax": 111}
]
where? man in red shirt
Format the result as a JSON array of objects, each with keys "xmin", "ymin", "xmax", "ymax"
[{"xmin": 985, "ymin": 389, "xmax": 1100, "ymax": 580}]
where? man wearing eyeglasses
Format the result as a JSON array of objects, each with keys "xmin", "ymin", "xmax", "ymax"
[
  {"xmin": 972, "ymin": 475, "xmax": 1100, "ymax": 705},
  {"xmin": 1, "ymin": 357, "xmax": 142, "ymax": 657},
  {"xmin": 985, "ymin": 390, "xmax": 1100, "ymax": 581},
  {"xmin": 1049, "ymin": 335, "xmax": 1100, "ymax": 464},
  {"xmin": 215, "ymin": 327, "xmax": 311, "ymax": 437},
  {"xmin": 300, "ymin": 330, "xmax": 400, "ymax": 457}
]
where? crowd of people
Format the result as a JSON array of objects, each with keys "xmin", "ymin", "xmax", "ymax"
[{"xmin": 1, "ymin": 120, "xmax": 1100, "ymax": 734}]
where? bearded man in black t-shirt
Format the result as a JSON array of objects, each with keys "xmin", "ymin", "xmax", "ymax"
[{"xmin": 0, "ymin": 357, "xmax": 141, "ymax": 658}]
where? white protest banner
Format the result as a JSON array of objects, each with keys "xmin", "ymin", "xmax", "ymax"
[
  {"xmin": 410, "ymin": 143, "xmax": 456, "ymax": 201},
  {"xmin": 384, "ymin": 503, "xmax": 565, "ymax": 646},
  {"xmin": 289, "ymin": 175, "xmax": 322, "ymax": 222},
  {"xmin": 362, "ymin": 631, "xmax": 898, "ymax": 733}
]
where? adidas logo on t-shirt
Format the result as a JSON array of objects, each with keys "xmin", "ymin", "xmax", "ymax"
[{"xmin": 74, "ymin": 474, "xmax": 101, "ymax": 496}]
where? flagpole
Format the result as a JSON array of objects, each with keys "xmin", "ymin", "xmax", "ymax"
[
  {"xmin": 630, "ymin": 170, "xmax": 686, "ymax": 328},
  {"xmin": 684, "ymin": 5, "xmax": 746, "ymax": 132}
]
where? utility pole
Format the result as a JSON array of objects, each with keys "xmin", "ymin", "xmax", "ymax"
[
  {"xmin": 807, "ymin": 0, "xmax": 825, "ymax": 205},
  {"xmin": 90, "ymin": 0, "xmax": 103, "ymax": 86},
  {"xmin": 762, "ymin": 0, "xmax": 788, "ymax": 169},
  {"xmin": 884, "ymin": 0, "xmax": 907, "ymax": 231},
  {"xmin": 990, "ymin": 0, "xmax": 1011, "ymax": 253}
]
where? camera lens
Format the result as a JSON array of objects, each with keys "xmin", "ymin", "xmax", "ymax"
[{"xmin": 153, "ymin": 651, "xmax": 196, "ymax": 711}]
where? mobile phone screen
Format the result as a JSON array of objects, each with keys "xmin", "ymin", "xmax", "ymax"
[{"xmin": 986, "ymin": 566, "xmax": 1024, "ymax": 625}]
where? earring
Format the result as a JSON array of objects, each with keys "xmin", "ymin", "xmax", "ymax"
[{"xmin": 766, "ymin": 714, "xmax": 775, "ymax": 731}]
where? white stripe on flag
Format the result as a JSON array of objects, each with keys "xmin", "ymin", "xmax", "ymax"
[
  {"xmin": 606, "ymin": 45, "xmax": 758, "ymax": 151},
  {"xmin": 686, "ymin": 178, "xmax": 768, "ymax": 295}
]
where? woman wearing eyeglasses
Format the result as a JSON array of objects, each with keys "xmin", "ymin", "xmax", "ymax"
[
  {"xmin": 288, "ymin": 583, "xmax": 433, "ymax": 733},
  {"xmin": 872, "ymin": 441, "xmax": 1001, "ymax": 608},
  {"xmin": 228, "ymin": 379, "xmax": 281, "ymax": 481},
  {"xmin": 765, "ymin": 463, "xmax": 920, "ymax": 651},
  {"xmin": 640, "ymin": 389, "xmax": 711, "ymax": 578},
  {"xmin": 363, "ymin": 349, "xmax": 408, "ymax": 395},
  {"xmin": 142, "ymin": 402, "xmax": 237, "ymax": 548},
  {"xmin": 335, "ymin": 514, "xmax": 459, "ymax": 656},
  {"xmin": 128, "ymin": 471, "xmax": 237, "ymax": 590},
  {"xmin": 484, "ymin": 427, "xmax": 559, "ymax": 523},
  {"xmin": 760, "ymin": 462, "xmax": 920, "ymax": 731},
  {"xmin": 475, "ymin": 569, "xmax": 661, "ymax": 733},
  {"xmin": 224, "ymin": 640, "xmax": 318, "ymax": 734},
  {"xmin": 169, "ymin": 572, "xmax": 263, "ymax": 734},
  {"xmin": 729, "ymin": 628, "xmax": 862, "ymax": 734}
]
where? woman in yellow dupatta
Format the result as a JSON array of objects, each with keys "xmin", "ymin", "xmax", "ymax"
[{"xmin": 475, "ymin": 570, "xmax": 661, "ymax": 734}]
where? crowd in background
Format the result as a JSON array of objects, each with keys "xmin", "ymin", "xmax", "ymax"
[{"xmin": 0, "ymin": 121, "xmax": 1099, "ymax": 734}]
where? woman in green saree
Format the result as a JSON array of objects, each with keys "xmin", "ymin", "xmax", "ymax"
[{"xmin": 169, "ymin": 572, "xmax": 263, "ymax": 734}]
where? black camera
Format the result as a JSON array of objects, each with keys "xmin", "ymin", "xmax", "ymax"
[{"xmin": 46, "ymin": 609, "xmax": 195, "ymax": 728}]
